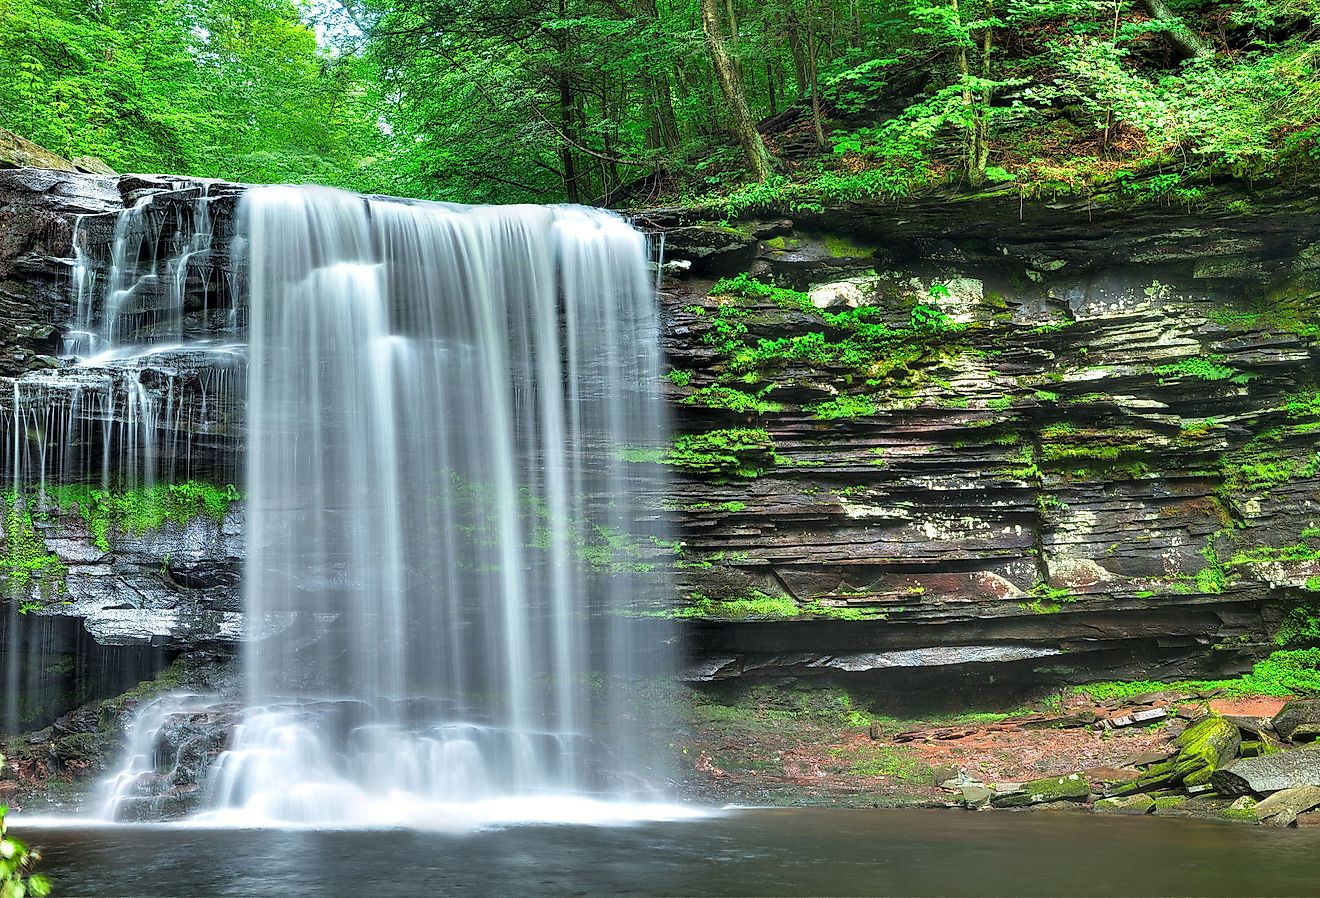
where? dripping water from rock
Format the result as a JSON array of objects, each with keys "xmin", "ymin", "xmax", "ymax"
[{"xmin": 1, "ymin": 182, "xmax": 242, "ymax": 738}]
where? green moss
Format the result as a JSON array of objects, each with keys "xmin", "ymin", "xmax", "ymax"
[
  {"xmin": 700, "ymin": 274, "xmax": 966, "ymax": 390},
  {"xmin": 1256, "ymin": 282, "xmax": 1320, "ymax": 341},
  {"xmin": 801, "ymin": 600, "xmax": 890, "ymax": 621},
  {"xmin": 822, "ymin": 234, "xmax": 876, "ymax": 260},
  {"xmin": 45, "ymin": 481, "xmax": 241, "ymax": 553},
  {"xmin": 1153, "ymin": 356, "xmax": 1255, "ymax": 384},
  {"xmin": 681, "ymin": 385, "xmax": 783, "ymax": 414},
  {"xmin": 0, "ymin": 494, "xmax": 65, "ymax": 598},
  {"xmin": 1076, "ymin": 649, "xmax": 1320, "ymax": 699},
  {"xmin": 670, "ymin": 591, "xmax": 800, "ymax": 619},
  {"xmin": 1041, "ymin": 443, "xmax": 1123, "ymax": 462},
  {"xmin": 710, "ymin": 272, "xmax": 811, "ymax": 307},
  {"xmin": 826, "ymin": 744, "xmax": 930, "ymax": 780},
  {"xmin": 1276, "ymin": 599, "xmax": 1320, "ymax": 647},
  {"xmin": 1037, "ymin": 424, "xmax": 1151, "ymax": 472},
  {"xmin": 1283, "ymin": 390, "xmax": 1320, "ymax": 419},
  {"xmin": 1220, "ymin": 426, "xmax": 1320, "ymax": 494},
  {"xmin": 998, "ymin": 443, "xmax": 1040, "ymax": 480},
  {"xmin": 1018, "ymin": 579, "xmax": 1079, "ymax": 614},
  {"xmin": 1196, "ymin": 541, "xmax": 1228, "ymax": 595},
  {"xmin": 666, "ymin": 368, "xmax": 693, "ymax": 387},
  {"xmin": 1228, "ymin": 541, "xmax": 1320, "ymax": 566},
  {"xmin": 666, "ymin": 428, "xmax": 777, "ymax": 478},
  {"xmin": 807, "ymin": 394, "xmax": 877, "ymax": 420},
  {"xmin": 663, "ymin": 590, "xmax": 890, "ymax": 621}
]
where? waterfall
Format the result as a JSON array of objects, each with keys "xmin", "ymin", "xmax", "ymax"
[
  {"xmin": 1, "ymin": 182, "xmax": 239, "ymax": 738},
  {"xmin": 93, "ymin": 185, "xmax": 678, "ymax": 826}
]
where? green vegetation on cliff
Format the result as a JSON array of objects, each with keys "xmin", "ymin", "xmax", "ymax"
[{"xmin": 47, "ymin": 482, "xmax": 241, "ymax": 552}]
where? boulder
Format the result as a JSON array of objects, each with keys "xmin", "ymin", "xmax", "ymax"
[
  {"xmin": 1115, "ymin": 715, "xmax": 1240, "ymax": 794},
  {"xmin": 1212, "ymin": 749, "xmax": 1320, "ymax": 796},
  {"xmin": 1272, "ymin": 700, "xmax": 1320, "ymax": 743},
  {"xmin": 1253, "ymin": 785, "xmax": 1320, "ymax": 826},
  {"xmin": 959, "ymin": 784, "xmax": 994, "ymax": 808},
  {"xmin": 71, "ymin": 156, "xmax": 116, "ymax": 175},
  {"xmin": 1093, "ymin": 794, "xmax": 1155, "ymax": 815},
  {"xmin": 1177, "ymin": 716, "xmax": 1243, "ymax": 787},
  {"xmin": 0, "ymin": 128, "xmax": 76, "ymax": 172},
  {"xmin": 990, "ymin": 772, "xmax": 1090, "ymax": 808},
  {"xmin": 661, "ymin": 224, "xmax": 757, "ymax": 276}
]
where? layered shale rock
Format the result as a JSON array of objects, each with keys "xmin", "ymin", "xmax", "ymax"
[
  {"xmin": 0, "ymin": 167, "xmax": 1318, "ymax": 713},
  {"xmin": 652, "ymin": 183, "xmax": 1320, "ymax": 688}
]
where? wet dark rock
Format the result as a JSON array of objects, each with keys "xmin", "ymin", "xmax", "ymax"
[
  {"xmin": 107, "ymin": 704, "xmax": 238, "ymax": 822},
  {"xmin": 2, "ymin": 652, "xmax": 236, "ymax": 812},
  {"xmin": 658, "ymin": 224, "xmax": 757, "ymax": 276}
]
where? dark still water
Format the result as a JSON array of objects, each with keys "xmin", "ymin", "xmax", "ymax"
[{"xmin": 21, "ymin": 808, "xmax": 1320, "ymax": 897}]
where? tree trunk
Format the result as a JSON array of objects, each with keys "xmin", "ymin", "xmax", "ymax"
[
  {"xmin": 951, "ymin": 0, "xmax": 979, "ymax": 185},
  {"xmin": 725, "ymin": 0, "xmax": 742, "ymax": 80},
  {"xmin": 557, "ymin": 0, "xmax": 580, "ymax": 202},
  {"xmin": 1139, "ymin": 0, "xmax": 1214, "ymax": 59},
  {"xmin": 635, "ymin": 0, "xmax": 683, "ymax": 148},
  {"xmin": 785, "ymin": 3, "xmax": 809, "ymax": 99},
  {"xmin": 701, "ymin": 0, "xmax": 774, "ymax": 181},
  {"xmin": 806, "ymin": 19, "xmax": 826, "ymax": 150},
  {"xmin": 971, "ymin": 6, "xmax": 993, "ymax": 183}
]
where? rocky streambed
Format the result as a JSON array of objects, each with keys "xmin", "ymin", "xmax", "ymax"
[{"xmin": 678, "ymin": 682, "xmax": 1320, "ymax": 827}]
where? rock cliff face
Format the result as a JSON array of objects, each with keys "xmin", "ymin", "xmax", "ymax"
[
  {"xmin": 653, "ymin": 184, "xmax": 1320, "ymax": 692},
  {"xmin": 0, "ymin": 168, "xmax": 1317, "ymax": 736}
]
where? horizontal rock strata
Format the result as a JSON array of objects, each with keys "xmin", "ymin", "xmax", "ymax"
[{"xmin": 0, "ymin": 169, "xmax": 1316, "ymax": 722}]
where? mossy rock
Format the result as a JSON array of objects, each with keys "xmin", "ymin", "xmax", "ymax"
[
  {"xmin": 50, "ymin": 731, "xmax": 99, "ymax": 766},
  {"xmin": 1176, "ymin": 716, "xmax": 1242, "ymax": 787},
  {"xmin": 1093, "ymin": 794, "xmax": 1155, "ymax": 815},
  {"xmin": 1115, "ymin": 715, "xmax": 1240, "ymax": 794},
  {"xmin": 991, "ymin": 772, "xmax": 1090, "ymax": 808}
]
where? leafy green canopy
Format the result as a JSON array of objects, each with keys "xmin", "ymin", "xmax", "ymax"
[
  {"xmin": 0, "ymin": 0, "xmax": 383, "ymax": 184},
  {"xmin": 4, "ymin": 0, "xmax": 1320, "ymax": 205}
]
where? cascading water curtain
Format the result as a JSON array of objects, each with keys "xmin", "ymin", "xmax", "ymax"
[{"xmin": 214, "ymin": 185, "xmax": 677, "ymax": 825}]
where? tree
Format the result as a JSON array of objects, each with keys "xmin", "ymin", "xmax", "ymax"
[
  {"xmin": 1139, "ymin": 0, "xmax": 1214, "ymax": 59},
  {"xmin": 701, "ymin": 0, "xmax": 775, "ymax": 181}
]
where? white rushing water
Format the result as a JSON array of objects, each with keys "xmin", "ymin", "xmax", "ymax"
[
  {"xmin": 6, "ymin": 181, "xmax": 678, "ymax": 826},
  {"xmin": 2, "ymin": 183, "xmax": 239, "ymax": 737},
  {"xmin": 97, "ymin": 185, "xmax": 677, "ymax": 826}
]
